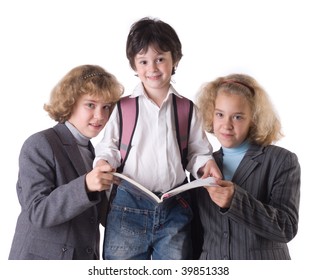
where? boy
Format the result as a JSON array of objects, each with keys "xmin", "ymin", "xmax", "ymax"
[{"xmin": 95, "ymin": 17, "xmax": 221, "ymax": 260}]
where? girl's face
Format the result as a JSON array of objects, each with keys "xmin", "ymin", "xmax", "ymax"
[
  {"xmin": 68, "ymin": 94, "xmax": 112, "ymax": 138},
  {"xmin": 134, "ymin": 45, "xmax": 174, "ymax": 96},
  {"xmin": 213, "ymin": 91, "xmax": 252, "ymax": 148}
]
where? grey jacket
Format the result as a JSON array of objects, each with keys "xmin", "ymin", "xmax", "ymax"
[
  {"xmin": 194, "ymin": 144, "xmax": 300, "ymax": 260},
  {"xmin": 9, "ymin": 123, "xmax": 107, "ymax": 260}
]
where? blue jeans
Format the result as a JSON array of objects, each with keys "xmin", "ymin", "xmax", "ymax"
[{"xmin": 103, "ymin": 180, "xmax": 193, "ymax": 260}]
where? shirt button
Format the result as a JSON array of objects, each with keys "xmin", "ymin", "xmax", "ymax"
[
  {"xmin": 223, "ymin": 232, "xmax": 228, "ymax": 238},
  {"xmin": 62, "ymin": 247, "xmax": 67, "ymax": 253},
  {"xmin": 86, "ymin": 247, "xmax": 93, "ymax": 254}
]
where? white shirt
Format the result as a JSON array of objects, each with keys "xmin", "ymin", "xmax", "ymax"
[{"xmin": 94, "ymin": 83, "xmax": 214, "ymax": 193}]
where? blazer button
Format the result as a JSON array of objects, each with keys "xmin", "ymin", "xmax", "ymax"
[
  {"xmin": 86, "ymin": 247, "xmax": 93, "ymax": 254},
  {"xmin": 90, "ymin": 217, "xmax": 95, "ymax": 224},
  {"xmin": 62, "ymin": 247, "xmax": 67, "ymax": 252}
]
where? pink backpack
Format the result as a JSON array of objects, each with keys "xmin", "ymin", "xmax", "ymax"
[
  {"xmin": 104, "ymin": 94, "xmax": 195, "ymax": 221},
  {"xmin": 117, "ymin": 94, "xmax": 193, "ymax": 172}
]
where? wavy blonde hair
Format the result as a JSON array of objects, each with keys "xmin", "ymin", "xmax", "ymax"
[
  {"xmin": 44, "ymin": 65, "xmax": 124, "ymax": 122},
  {"xmin": 196, "ymin": 73, "xmax": 283, "ymax": 146}
]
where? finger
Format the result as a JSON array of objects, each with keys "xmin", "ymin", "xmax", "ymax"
[
  {"xmin": 98, "ymin": 163, "xmax": 113, "ymax": 172},
  {"xmin": 113, "ymin": 177, "xmax": 121, "ymax": 185}
]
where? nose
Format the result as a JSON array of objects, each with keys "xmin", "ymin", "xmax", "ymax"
[
  {"xmin": 148, "ymin": 61, "xmax": 158, "ymax": 72},
  {"xmin": 223, "ymin": 117, "xmax": 233, "ymax": 129},
  {"xmin": 94, "ymin": 108, "xmax": 107, "ymax": 120}
]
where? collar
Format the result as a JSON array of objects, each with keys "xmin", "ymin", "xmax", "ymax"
[
  {"xmin": 222, "ymin": 140, "xmax": 251, "ymax": 155},
  {"xmin": 65, "ymin": 121, "xmax": 91, "ymax": 147},
  {"xmin": 130, "ymin": 83, "xmax": 183, "ymax": 100}
]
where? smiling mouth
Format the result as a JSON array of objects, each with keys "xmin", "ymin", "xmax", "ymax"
[
  {"xmin": 147, "ymin": 75, "xmax": 161, "ymax": 80},
  {"xmin": 90, "ymin": 123, "xmax": 103, "ymax": 128},
  {"xmin": 221, "ymin": 133, "xmax": 234, "ymax": 138}
]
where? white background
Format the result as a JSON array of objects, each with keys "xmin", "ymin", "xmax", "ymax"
[{"xmin": 0, "ymin": 0, "xmax": 314, "ymax": 278}]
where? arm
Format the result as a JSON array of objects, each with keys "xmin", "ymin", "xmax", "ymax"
[
  {"xmin": 186, "ymin": 106, "xmax": 222, "ymax": 179},
  {"xmin": 17, "ymin": 132, "xmax": 109, "ymax": 228},
  {"xmin": 93, "ymin": 105, "xmax": 121, "ymax": 168}
]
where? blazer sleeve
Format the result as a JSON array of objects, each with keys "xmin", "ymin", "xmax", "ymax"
[
  {"xmin": 17, "ymin": 131, "xmax": 102, "ymax": 228},
  {"xmin": 225, "ymin": 149, "xmax": 300, "ymax": 243}
]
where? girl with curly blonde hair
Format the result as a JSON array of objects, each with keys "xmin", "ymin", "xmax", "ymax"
[
  {"xmin": 9, "ymin": 65, "xmax": 123, "ymax": 260},
  {"xmin": 193, "ymin": 73, "xmax": 301, "ymax": 260},
  {"xmin": 197, "ymin": 73, "xmax": 283, "ymax": 146}
]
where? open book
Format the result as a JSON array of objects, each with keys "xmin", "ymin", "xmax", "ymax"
[{"xmin": 110, "ymin": 172, "xmax": 217, "ymax": 204}]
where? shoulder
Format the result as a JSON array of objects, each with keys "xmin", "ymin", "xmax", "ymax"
[
  {"xmin": 22, "ymin": 124, "xmax": 69, "ymax": 150},
  {"xmin": 23, "ymin": 127, "xmax": 55, "ymax": 146},
  {"xmin": 19, "ymin": 128, "xmax": 56, "ymax": 162},
  {"xmin": 262, "ymin": 145, "xmax": 298, "ymax": 159},
  {"xmin": 247, "ymin": 143, "xmax": 296, "ymax": 157},
  {"xmin": 173, "ymin": 93, "xmax": 193, "ymax": 105},
  {"xmin": 250, "ymin": 144, "xmax": 300, "ymax": 169},
  {"xmin": 118, "ymin": 95, "xmax": 137, "ymax": 105}
]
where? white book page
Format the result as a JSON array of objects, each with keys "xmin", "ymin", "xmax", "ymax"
[{"xmin": 110, "ymin": 172, "xmax": 218, "ymax": 202}]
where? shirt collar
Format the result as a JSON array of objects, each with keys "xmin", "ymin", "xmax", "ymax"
[{"xmin": 130, "ymin": 83, "xmax": 183, "ymax": 100}]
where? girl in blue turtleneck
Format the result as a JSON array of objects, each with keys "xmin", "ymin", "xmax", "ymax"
[{"xmin": 193, "ymin": 73, "xmax": 301, "ymax": 260}]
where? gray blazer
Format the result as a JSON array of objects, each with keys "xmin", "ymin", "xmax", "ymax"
[
  {"xmin": 9, "ymin": 123, "xmax": 107, "ymax": 260},
  {"xmin": 194, "ymin": 144, "xmax": 300, "ymax": 260}
]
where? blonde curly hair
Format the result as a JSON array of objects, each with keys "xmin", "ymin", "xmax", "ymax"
[
  {"xmin": 44, "ymin": 65, "xmax": 124, "ymax": 122},
  {"xmin": 196, "ymin": 73, "xmax": 283, "ymax": 146}
]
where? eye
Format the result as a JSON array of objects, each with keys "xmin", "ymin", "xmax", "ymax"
[
  {"xmin": 103, "ymin": 104, "xmax": 112, "ymax": 111},
  {"xmin": 233, "ymin": 115, "xmax": 244, "ymax": 121},
  {"xmin": 86, "ymin": 103, "xmax": 95, "ymax": 109},
  {"xmin": 156, "ymin": 57, "xmax": 164, "ymax": 63},
  {"xmin": 215, "ymin": 112, "xmax": 223, "ymax": 118},
  {"xmin": 139, "ymin": 60, "xmax": 147, "ymax": 65}
]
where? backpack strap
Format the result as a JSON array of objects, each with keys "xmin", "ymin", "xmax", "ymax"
[
  {"xmin": 172, "ymin": 94, "xmax": 194, "ymax": 170},
  {"xmin": 117, "ymin": 96, "xmax": 139, "ymax": 172},
  {"xmin": 117, "ymin": 94, "xmax": 193, "ymax": 172}
]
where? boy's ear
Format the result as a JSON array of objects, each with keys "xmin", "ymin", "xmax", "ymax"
[{"xmin": 172, "ymin": 63, "xmax": 179, "ymax": 75}]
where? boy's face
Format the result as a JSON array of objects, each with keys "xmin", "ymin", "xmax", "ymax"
[
  {"xmin": 134, "ymin": 45, "xmax": 174, "ymax": 96},
  {"xmin": 68, "ymin": 94, "xmax": 112, "ymax": 138},
  {"xmin": 213, "ymin": 91, "xmax": 252, "ymax": 148}
]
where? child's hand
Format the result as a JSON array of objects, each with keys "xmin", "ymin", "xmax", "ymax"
[
  {"xmin": 205, "ymin": 179, "xmax": 235, "ymax": 208},
  {"xmin": 199, "ymin": 159, "xmax": 222, "ymax": 179},
  {"xmin": 95, "ymin": 159, "xmax": 108, "ymax": 167},
  {"xmin": 85, "ymin": 161, "xmax": 115, "ymax": 192}
]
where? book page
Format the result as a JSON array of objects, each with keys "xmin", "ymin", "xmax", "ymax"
[
  {"xmin": 110, "ymin": 172, "xmax": 160, "ymax": 203},
  {"xmin": 161, "ymin": 176, "xmax": 217, "ymax": 200},
  {"xmin": 110, "ymin": 172, "xmax": 217, "ymax": 203}
]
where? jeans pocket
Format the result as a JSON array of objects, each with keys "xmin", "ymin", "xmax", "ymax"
[{"xmin": 110, "ymin": 205, "xmax": 148, "ymax": 236}]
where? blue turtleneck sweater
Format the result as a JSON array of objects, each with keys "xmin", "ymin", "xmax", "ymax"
[{"xmin": 222, "ymin": 140, "xmax": 250, "ymax": 180}]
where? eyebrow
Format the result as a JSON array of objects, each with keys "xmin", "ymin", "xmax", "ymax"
[
  {"xmin": 135, "ymin": 51, "xmax": 164, "ymax": 58},
  {"xmin": 135, "ymin": 56, "xmax": 146, "ymax": 60},
  {"xmin": 83, "ymin": 99, "xmax": 97, "ymax": 103},
  {"xmin": 83, "ymin": 99, "xmax": 112, "ymax": 105},
  {"xmin": 215, "ymin": 108, "xmax": 246, "ymax": 115}
]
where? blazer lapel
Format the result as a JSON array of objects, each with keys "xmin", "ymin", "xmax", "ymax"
[
  {"xmin": 214, "ymin": 144, "xmax": 265, "ymax": 186},
  {"xmin": 53, "ymin": 123, "xmax": 87, "ymax": 176},
  {"xmin": 232, "ymin": 144, "xmax": 264, "ymax": 185}
]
